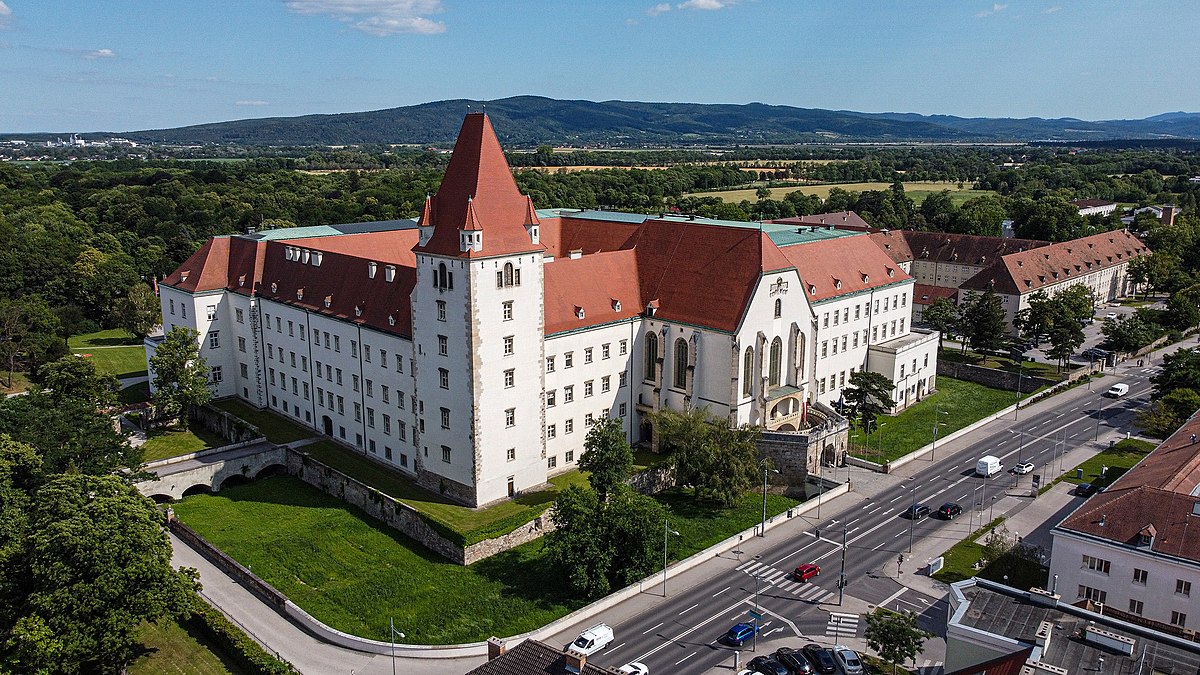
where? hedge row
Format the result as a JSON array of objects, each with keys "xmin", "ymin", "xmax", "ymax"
[{"xmin": 185, "ymin": 601, "xmax": 297, "ymax": 674}]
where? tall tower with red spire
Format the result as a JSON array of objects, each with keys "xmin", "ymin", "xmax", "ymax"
[{"xmin": 410, "ymin": 113, "xmax": 548, "ymax": 506}]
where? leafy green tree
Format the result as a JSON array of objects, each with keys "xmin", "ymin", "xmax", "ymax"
[
  {"xmin": 1045, "ymin": 307, "xmax": 1085, "ymax": 371},
  {"xmin": 0, "ymin": 296, "xmax": 67, "ymax": 388},
  {"xmin": 1102, "ymin": 314, "xmax": 1155, "ymax": 353},
  {"xmin": 1137, "ymin": 388, "xmax": 1200, "ymax": 438},
  {"xmin": 1166, "ymin": 284, "xmax": 1200, "ymax": 331},
  {"xmin": 0, "ymin": 392, "xmax": 140, "ymax": 477},
  {"xmin": 960, "ymin": 289, "xmax": 1008, "ymax": 354},
  {"xmin": 865, "ymin": 608, "xmax": 934, "ymax": 674},
  {"xmin": 1013, "ymin": 291, "xmax": 1055, "ymax": 340},
  {"xmin": 954, "ymin": 194, "xmax": 1007, "ymax": 237},
  {"xmin": 109, "ymin": 282, "xmax": 161, "ymax": 339},
  {"xmin": 843, "ymin": 370, "xmax": 897, "ymax": 431},
  {"xmin": 578, "ymin": 417, "xmax": 634, "ymax": 502},
  {"xmin": 545, "ymin": 485, "xmax": 611, "ymax": 598},
  {"xmin": 921, "ymin": 297, "xmax": 961, "ymax": 351},
  {"xmin": 918, "ymin": 191, "xmax": 956, "ymax": 232},
  {"xmin": 1056, "ymin": 284, "xmax": 1097, "ymax": 324},
  {"xmin": 1010, "ymin": 196, "xmax": 1087, "ymax": 242},
  {"xmin": 649, "ymin": 407, "xmax": 761, "ymax": 507},
  {"xmin": 1152, "ymin": 348, "xmax": 1200, "ymax": 399},
  {"xmin": 601, "ymin": 486, "xmax": 666, "ymax": 589},
  {"xmin": 0, "ymin": 473, "xmax": 198, "ymax": 674},
  {"xmin": 34, "ymin": 356, "xmax": 119, "ymax": 410},
  {"xmin": 149, "ymin": 327, "xmax": 211, "ymax": 427}
]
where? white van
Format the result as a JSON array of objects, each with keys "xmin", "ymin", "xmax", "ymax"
[
  {"xmin": 976, "ymin": 455, "xmax": 1003, "ymax": 477},
  {"xmin": 1105, "ymin": 383, "xmax": 1129, "ymax": 398},
  {"xmin": 571, "ymin": 623, "xmax": 614, "ymax": 656}
]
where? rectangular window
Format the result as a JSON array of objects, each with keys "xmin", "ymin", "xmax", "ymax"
[
  {"xmin": 619, "ymin": 339, "xmax": 628, "ymax": 355},
  {"xmin": 1077, "ymin": 585, "xmax": 1107, "ymax": 603},
  {"xmin": 565, "ymin": 419, "xmax": 574, "ymax": 434},
  {"xmin": 291, "ymin": 377, "xmax": 298, "ymax": 395},
  {"xmin": 381, "ymin": 385, "xmax": 390, "ymax": 404},
  {"xmin": 504, "ymin": 369, "xmax": 514, "ymax": 388},
  {"xmin": 821, "ymin": 341, "xmax": 828, "ymax": 358},
  {"xmin": 1081, "ymin": 555, "xmax": 1111, "ymax": 575},
  {"xmin": 439, "ymin": 368, "xmax": 449, "ymax": 389},
  {"xmin": 301, "ymin": 356, "xmax": 308, "ymax": 372},
  {"xmin": 235, "ymin": 308, "xmax": 244, "ymax": 324},
  {"xmin": 442, "ymin": 446, "xmax": 451, "ymax": 464},
  {"xmin": 564, "ymin": 352, "xmax": 574, "ymax": 368},
  {"xmin": 276, "ymin": 317, "xmax": 281, "ymax": 332},
  {"xmin": 565, "ymin": 450, "xmax": 574, "ymax": 463},
  {"xmin": 317, "ymin": 387, "xmax": 325, "ymax": 406},
  {"xmin": 363, "ymin": 345, "xmax": 371, "ymax": 362},
  {"xmin": 503, "ymin": 336, "xmax": 514, "ymax": 356},
  {"xmin": 548, "ymin": 456, "xmax": 557, "ymax": 469},
  {"xmin": 1177, "ymin": 579, "xmax": 1192, "ymax": 596},
  {"xmin": 398, "ymin": 392, "xmax": 405, "ymax": 410},
  {"xmin": 619, "ymin": 403, "xmax": 627, "ymax": 417},
  {"xmin": 874, "ymin": 300, "xmax": 880, "ymax": 313},
  {"xmin": 289, "ymin": 351, "xmax": 296, "ymax": 367},
  {"xmin": 900, "ymin": 318, "xmax": 906, "ymax": 333},
  {"xmin": 872, "ymin": 327, "xmax": 878, "ymax": 342},
  {"xmin": 822, "ymin": 312, "xmax": 829, "ymax": 328},
  {"xmin": 564, "ymin": 386, "xmax": 574, "ymax": 403},
  {"xmin": 506, "ymin": 448, "xmax": 516, "ymax": 462},
  {"xmin": 352, "ymin": 374, "xmax": 360, "ymax": 392},
  {"xmin": 354, "ymin": 402, "xmax": 362, "ymax": 422},
  {"xmin": 839, "ymin": 372, "xmax": 846, "ymax": 387},
  {"xmin": 584, "ymin": 347, "xmax": 593, "ymax": 364},
  {"xmin": 380, "ymin": 350, "xmax": 387, "ymax": 368},
  {"xmin": 902, "ymin": 294, "xmax": 907, "ymax": 307},
  {"xmin": 585, "ymin": 413, "xmax": 594, "ymax": 426},
  {"xmin": 240, "ymin": 363, "xmax": 249, "ymax": 378},
  {"xmin": 833, "ymin": 311, "xmax": 839, "ymax": 326},
  {"xmin": 502, "ymin": 301, "xmax": 513, "ymax": 321},
  {"xmin": 383, "ymin": 414, "xmax": 391, "ymax": 435},
  {"xmin": 334, "ymin": 335, "xmax": 341, "ymax": 352},
  {"xmin": 210, "ymin": 366, "xmax": 222, "ymax": 382},
  {"xmin": 351, "ymin": 340, "xmax": 358, "ymax": 358},
  {"xmin": 324, "ymin": 331, "xmax": 331, "ymax": 348},
  {"xmin": 584, "ymin": 380, "xmax": 593, "ymax": 397},
  {"xmin": 181, "ymin": 305, "xmax": 186, "ymax": 319},
  {"xmin": 313, "ymin": 328, "xmax": 320, "ymax": 345},
  {"xmin": 288, "ymin": 320, "xmax": 294, "ymax": 337},
  {"xmin": 547, "ymin": 390, "xmax": 556, "ymax": 407},
  {"xmin": 1128, "ymin": 599, "xmax": 1144, "ymax": 615},
  {"xmin": 841, "ymin": 336, "xmax": 847, "ymax": 351},
  {"xmin": 852, "ymin": 333, "xmax": 859, "ymax": 348},
  {"xmin": 437, "ymin": 300, "xmax": 446, "ymax": 321},
  {"xmin": 399, "ymin": 421, "xmax": 407, "ymax": 440},
  {"xmin": 1172, "ymin": 611, "xmax": 1188, "ymax": 628},
  {"xmin": 207, "ymin": 305, "xmax": 217, "ymax": 321},
  {"xmin": 365, "ymin": 379, "xmax": 373, "ymax": 397},
  {"xmin": 1133, "ymin": 568, "xmax": 1148, "ymax": 584},
  {"xmin": 440, "ymin": 407, "xmax": 450, "ymax": 429},
  {"xmin": 505, "ymin": 408, "xmax": 515, "ymax": 427},
  {"xmin": 843, "ymin": 308, "xmax": 849, "ymax": 322},
  {"xmin": 208, "ymin": 331, "xmax": 220, "ymax": 349},
  {"xmin": 546, "ymin": 424, "xmax": 557, "ymax": 439},
  {"xmin": 619, "ymin": 371, "xmax": 627, "ymax": 387},
  {"xmin": 602, "ymin": 343, "xmax": 610, "ymax": 360},
  {"xmin": 854, "ymin": 305, "xmax": 860, "ymax": 320},
  {"xmin": 337, "ymin": 396, "xmax": 344, "ymax": 415},
  {"xmin": 367, "ymin": 408, "xmax": 375, "ymax": 428},
  {"xmin": 601, "ymin": 375, "xmax": 610, "ymax": 392},
  {"xmin": 170, "ymin": 299, "xmax": 175, "ymax": 315},
  {"xmin": 303, "ymin": 382, "xmax": 309, "ymax": 399},
  {"xmin": 238, "ymin": 336, "xmax": 246, "ymax": 353}
]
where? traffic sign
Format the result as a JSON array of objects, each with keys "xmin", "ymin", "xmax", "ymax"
[{"xmin": 747, "ymin": 610, "xmax": 763, "ymax": 621}]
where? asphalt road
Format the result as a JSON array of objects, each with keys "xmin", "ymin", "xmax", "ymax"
[{"xmin": 582, "ymin": 361, "xmax": 1159, "ymax": 675}]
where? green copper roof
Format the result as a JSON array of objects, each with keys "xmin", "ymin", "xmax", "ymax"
[{"xmin": 540, "ymin": 209, "xmax": 861, "ymax": 247}]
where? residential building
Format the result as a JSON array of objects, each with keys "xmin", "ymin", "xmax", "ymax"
[
  {"xmin": 1072, "ymin": 198, "xmax": 1119, "ymax": 218},
  {"xmin": 147, "ymin": 113, "xmax": 937, "ymax": 508},
  {"xmin": 1049, "ymin": 411, "xmax": 1200, "ymax": 637}
]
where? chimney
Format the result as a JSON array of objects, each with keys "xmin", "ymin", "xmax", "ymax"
[
  {"xmin": 486, "ymin": 637, "xmax": 506, "ymax": 661},
  {"xmin": 564, "ymin": 647, "xmax": 587, "ymax": 674}
]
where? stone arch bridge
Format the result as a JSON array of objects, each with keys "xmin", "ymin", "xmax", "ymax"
[{"xmin": 138, "ymin": 441, "xmax": 285, "ymax": 501}]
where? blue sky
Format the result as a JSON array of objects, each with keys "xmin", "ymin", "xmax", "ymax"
[{"xmin": 0, "ymin": 1, "xmax": 1197, "ymax": 133}]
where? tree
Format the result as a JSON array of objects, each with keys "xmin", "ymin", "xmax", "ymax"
[
  {"xmin": 1137, "ymin": 388, "xmax": 1200, "ymax": 438},
  {"xmin": 649, "ymin": 407, "xmax": 761, "ymax": 507},
  {"xmin": 0, "ymin": 296, "xmax": 67, "ymax": 388},
  {"xmin": 842, "ymin": 370, "xmax": 896, "ymax": 431},
  {"xmin": 954, "ymin": 194, "xmax": 1007, "ymax": 237},
  {"xmin": 918, "ymin": 191, "xmax": 956, "ymax": 232},
  {"xmin": 149, "ymin": 327, "xmax": 211, "ymax": 426},
  {"xmin": 578, "ymin": 417, "xmax": 634, "ymax": 502},
  {"xmin": 0, "ymin": 473, "xmax": 198, "ymax": 673},
  {"xmin": 0, "ymin": 392, "xmax": 141, "ymax": 477},
  {"xmin": 601, "ymin": 486, "xmax": 666, "ymax": 589},
  {"xmin": 1152, "ymin": 348, "xmax": 1200, "ymax": 399},
  {"xmin": 1045, "ymin": 308, "xmax": 1085, "ymax": 372},
  {"xmin": 921, "ymin": 297, "xmax": 961, "ymax": 351},
  {"xmin": 1102, "ymin": 314, "xmax": 1155, "ymax": 353},
  {"xmin": 960, "ymin": 289, "xmax": 1008, "ymax": 354},
  {"xmin": 109, "ymin": 282, "xmax": 160, "ymax": 339},
  {"xmin": 1010, "ymin": 196, "xmax": 1087, "ymax": 242},
  {"xmin": 1013, "ymin": 291, "xmax": 1055, "ymax": 340},
  {"xmin": 34, "ymin": 356, "xmax": 119, "ymax": 410},
  {"xmin": 865, "ymin": 609, "xmax": 934, "ymax": 674},
  {"xmin": 1166, "ymin": 284, "xmax": 1200, "ymax": 331},
  {"xmin": 1056, "ymin": 284, "xmax": 1096, "ymax": 325}
]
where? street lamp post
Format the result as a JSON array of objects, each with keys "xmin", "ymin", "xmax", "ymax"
[
  {"xmin": 908, "ymin": 490, "xmax": 917, "ymax": 553},
  {"xmin": 389, "ymin": 619, "xmax": 405, "ymax": 675},
  {"xmin": 1014, "ymin": 359, "xmax": 1025, "ymax": 420},
  {"xmin": 931, "ymin": 402, "xmax": 949, "ymax": 461},
  {"xmin": 837, "ymin": 524, "xmax": 848, "ymax": 606},
  {"xmin": 663, "ymin": 518, "xmax": 679, "ymax": 596},
  {"xmin": 759, "ymin": 463, "xmax": 778, "ymax": 537},
  {"xmin": 1094, "ymin": 393, "xmax": 1107, "ymax": 441}
]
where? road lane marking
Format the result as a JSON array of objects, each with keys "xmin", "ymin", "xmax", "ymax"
[
  {"xmin": 631, "ymin": 597, "xmax": 748, "ymax": 663},
  {"xmin": 880, "ymin": 587, "xmax": 908, "ymax": 607},
  {"xmin": 771, "ymin": 536, "xmax": 826, "ymax": 565},
  {"xmin": 712, "ymin": 586, "xmax": 731, "ymax": 597},
  {"xmin": 641, "ymin": 621, "xmax": 663, "ymax": 635},
  {"xmin": 674, "ymin": 651, "xmax": 697, "ymax": 666},
  {"xmin": 610, "ymin": 642, "xmax": 626, "ymax": 653},
  {"xmin": 679, "ymin": 603, "xmax": 699, "ymax": 615}
]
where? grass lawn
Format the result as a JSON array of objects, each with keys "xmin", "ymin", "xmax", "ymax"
[
  {"xmin": 939, "ymin": 349, "xmax": 1068, "ymax": 381},
  {"xmin": 141, "ymin": 421, "xmax": 227, "ymax": 462},
  {"xmin": 128, "ymin": 618, "xmax": 243, "ymax": 675},
  {"xmin": 1058, "ymin": 438, "xmax": 1154, "ymax": 489},
  {"xmin": 932, "ymin": 517, "xmax": 1048, "ymax": 590},
  {"xmin": 302, "ymin": 439, "xmax": 587, "ymax": 545},
  {"xmin": 211, "ymin": 398, "xmax": 314, "ymax": 444},
  {"xmin": 174, "ymin": 475, "xmax": 801, "ymax": 644},
  {"xmin": 632, "ymin": 447, "xmax": 672, "ymax": 472},
  {"xmin": 0, "ymin": 370, "xmax": 33, "ymax": 395},
  {"xmin": 690, "ymin": 181, "xmax": 993, "ymax": 205},
  {"xmin": 119, "ymin": 380, "xmax": 151, "ymax": 405},
  {"xmin": 849, "ymin": 377, "xmax": 1016, "ymax": 463},
  {"xmin": 69, "ymin": 328, "xmax": 148, "ymax": 379}
]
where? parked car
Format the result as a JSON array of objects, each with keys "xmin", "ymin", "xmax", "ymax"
[
  {"xmin": 748, "ymin": 656, "xmax": 790, "ymax": 675},
  {"xmin": 571, "ymin": 623, "xmax": 614, "ymax": 656},
  {"xmin": 903, "ymin": 503, "xmax": 931, "ymax": 519},
  {"xmin": 793, "ymin": 563, "xmax": 821, "ymax": 582},
  {"xmin": 801, "ymin": 644, "xmax": 837, "ymax": 674},
  {"xmin": 773, "ymin": 646, "xmax": 816, "ymax": 674},
  {"xmin": 832, "ymin": 645, "xmax": 865, "ymax": 674},
  {"xmin": 617, "ymin": 663, "xmax": 649, "ymax": 675},
  {"xmin": 723, "ymin": 622, "xmax": 759, "ymax": 647},
  {"xmin": 1077, "ymin": 482, "xmax": 1098, "ymax": 497},
  {"xmin": 938, "ymin": 502, "xmax": 963, "ymax": 519},
  {"xmin": 1105, "ymin": 312, "xmax": 1119, "ymax": 320},
  {"xmin": 1012, "ymin": 462, "xmax": 1035, "ymax": 475}
]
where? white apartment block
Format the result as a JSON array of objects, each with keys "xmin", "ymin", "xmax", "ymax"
[{"xmin": 149, "ymin": 113, "xmax": 939, "ymax": 507}]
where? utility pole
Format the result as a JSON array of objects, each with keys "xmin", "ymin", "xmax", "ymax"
[
  {"xmin": 760, "ymin": 464, "xmax": 768, "ymax": 537},
  {"xmin": 908, "ymin": 490, "xmax": 917, "ymax": 552},
  {"xmin": 662, "ymin": 518, "xmax": 678, "ymax": 596},
  {"xmin": 1094, "ymin": 394, "xmax": 1106, "ymax": 440},
  {"xmin": 837, "ymin": 524, "xmax": 848, "ymax": 605}
]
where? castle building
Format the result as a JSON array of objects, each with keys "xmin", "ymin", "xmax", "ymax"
[{"xmin": 148, "ymin": 113, "xmax": 937, "ymax": 507}]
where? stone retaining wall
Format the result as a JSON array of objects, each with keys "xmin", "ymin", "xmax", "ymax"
[
  {"xmin": 168, "ymin": 516, "xmax": 288, "ymax": 609},
  {"xmin": 937, "ymin": 360, "xmax": 1055, "ymax": 393},
  {"xmin": 189, "ymin": 403, "xmax": 262, "ymax": 444}
]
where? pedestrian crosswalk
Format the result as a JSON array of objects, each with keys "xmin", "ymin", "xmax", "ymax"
[
  {"xmin": 915, "ymin": 660, "xmax": 944, "ymax": 674},
  {"xmin": 734, "ymin": 559, "xmax": 835, "ymax": 604},
  {"xmin": 826, "ymin": 612, "xmax": 859, "ymax": 638}
]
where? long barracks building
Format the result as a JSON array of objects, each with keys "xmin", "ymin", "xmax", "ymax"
[{"xmin": 149, "ymin": 114, "xmax": 937, "ymax": 507}]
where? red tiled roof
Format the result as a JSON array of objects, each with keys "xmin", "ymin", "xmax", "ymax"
[
  {"xmin": 163, "ymin": 236, "xmax": 233, "ymax": 293},
  {"xmin": 773, "ymin": 211, "xmax": 873, "ymax": 231},
  {"xmin": 414, "ymin": 113, "xmax": 543, "ymax": 259},
  {"xmin": 780, "ymin": 235, "xmax": 912, "ymax": 302},
  {"xmin": 623, "ymin": 221, "xmax": 794, "ymax": 332},
  {"xmin": 1057, "ymin": 411, "xmax": 1200, "ymax": 563},
  {"xmin": 870, "ymin": 230, "xmax": 1049, "ymax": 267},
  {"xmin": 913, "ymin": 283, "xmax": 958, "ymax": 306},
  {"xmin": 543, "ymin": 250, "xmax": 642, "ymax": 335},
  {"xmin": 960, "ymin": 230, "xmax": 1148, "ymax": 295},
  {"xmin": 539, "ymin": 215, "xmax": 643, "ymax": 259}
]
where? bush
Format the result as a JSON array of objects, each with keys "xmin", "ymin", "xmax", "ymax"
[{"xmin": 186, "ymin": 601, "xmax": 296, "ymax": 674}]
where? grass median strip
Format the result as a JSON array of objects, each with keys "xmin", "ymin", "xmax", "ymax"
[{"xmin": 174, "ymin": 475, "xmax": 802, "ymax": 644}]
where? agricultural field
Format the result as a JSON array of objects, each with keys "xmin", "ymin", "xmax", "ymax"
[{"xmin": 691, "ymin": 180, "xmax": 994, "ymax": 206}]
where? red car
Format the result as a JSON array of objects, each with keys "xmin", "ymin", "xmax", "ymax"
[{"xmin": 794, "ymin": 563, "xmax": 821, "ymax": 582}]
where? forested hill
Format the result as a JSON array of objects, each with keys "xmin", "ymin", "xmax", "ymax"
[{"xmin": 112, "ymin": 97, "xmax": 1200, "ymax": 146}]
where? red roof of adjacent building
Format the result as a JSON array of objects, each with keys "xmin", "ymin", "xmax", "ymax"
[
  {"xmin": 543, "ymin": 250, "xmax": 643, "ymax": 334},
  {"xmin": 414, "ymin": 113, "xmax": 543, "ymax": 259},
  {"xmin": 772, "ymin": 211, "xmax": 874, "ymax": 231},
  {"xmin": 1057, "ymin": 411, "xmax": 1200, "ymax": 563},
  {"xmin": 960, "ymin": 230, "xmax": 1148, "ymax": 295},
  {"xmin": 913, "ymin": 283, "xmax": 958, "ymax": 306},
  {"xmin": 779, "ymin": 235, "xmax": 912, "ymax": 302},
  {"xmin": 870, "ymin": 230, "xmax": 1049, "ymax": 267},
  {"xmin": 539, "ymin": 214, "xmax": 643, "ymax": 259},
  {"xmin": 164, "ymin": 236, "xmax": 234, "ymax": 293}
]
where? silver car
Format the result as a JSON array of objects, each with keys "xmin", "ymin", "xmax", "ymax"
[{"xmin": 833, "ymin": 645, "xmax": 864, "ymax": 674}]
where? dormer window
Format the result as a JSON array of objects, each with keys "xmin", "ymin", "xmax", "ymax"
[
  {"xmin": 355, "ymin": 306, "xmax": 363, "ymax": 317},
  {"xmin": 886, "ymin": 267, "xmax": 895, "ymax": 278},
  {"xmin": 302, "ymin": 249, "xmax": 311, "ymax": 264},
  {"xmin": 270, "ymin": 282, "xmax": 278, "ymax": 294},
  {"xmin": 181, "ymin": 271, "xmax": 190, "ymax": 282},
  {"xmin": 238, "ymin": 274, "xmax": 246, "ymax": 287},
  {"xmin": 833, "ymin": 278, "xmax": 842, "ymax": 289},
  {"xmin": 368, "ymin": 262, "xmax": 378, "ymax": 279},
  {"xmin": 385, "ymin": 265, "xmax": 396, "ymax": 283},
  {"xmin": 324, "ymin": 295, "xmax": 332, "ymax": 308},
  {"xmin": 612, "ymin": 299, "xmax": 622, "ymax": 312},
  {"xmin": 388, "ymin": 315, "xmax": 396, "ymax": 326},
  {"xmin": 296, "ymin": 288, "xmax": 304, "ymax": 300},
  {"xmin": 312, "ymin": 252, "xmax": 323, "ymax": 266},
  {"xmin": 808, "ymin": 284, "xmax": 816, "ymax": 295},
  {"xmin": 575, "ymin": 306, "xmax": 585, "ymax": 319}
]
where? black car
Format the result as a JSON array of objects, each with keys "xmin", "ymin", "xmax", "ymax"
[
  {"xmin": 938, "ymin": 502, "xmax": 963, "ymax": 519},
  {"xmin": 801, "ymin": 643, "xmax": 837, "ymax": 674},
  {"xmin": 773, "ymin": 646, "xmax": 815, "ymax": 675},
  {"xmin": 1077, "ymin": 482, "xmax": 1098, "ymax": 497},
  {"xmin": 748, "ymin": 656, "xmax": 790, "ymax": 675},
  {"xmin": 903, "ymin": 503, "xmax": 931, "ymax": 520}
]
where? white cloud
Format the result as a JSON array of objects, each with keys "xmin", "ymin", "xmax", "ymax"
[
  {"xmin": 1043, "ymin": 5, "xmax": 1062, "ymax": 13},
  {"xmin": 284, "ymin": 0, "xmax": 445, "ymax": 36},
  {"xmin": 236, "ymin": 100, "xmax": 270, "ymax": 106},
  {"xmin": 976, "ymin": 3, "xmax": 1008, "ymax": 17},
  {"xmin": 678, "ymin": 0, "xmax": 727, "ymax": 9},
  {"xmin": 0, "ymin": 1, "xmax": 12, "ymax": 27},
  {"xmin": 647, "ymin": 3, "xmax": 671, "ymax": 16},
  {"xmin": 83, "ymin": 48, "xmax": 116, "ymax": 60}
]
